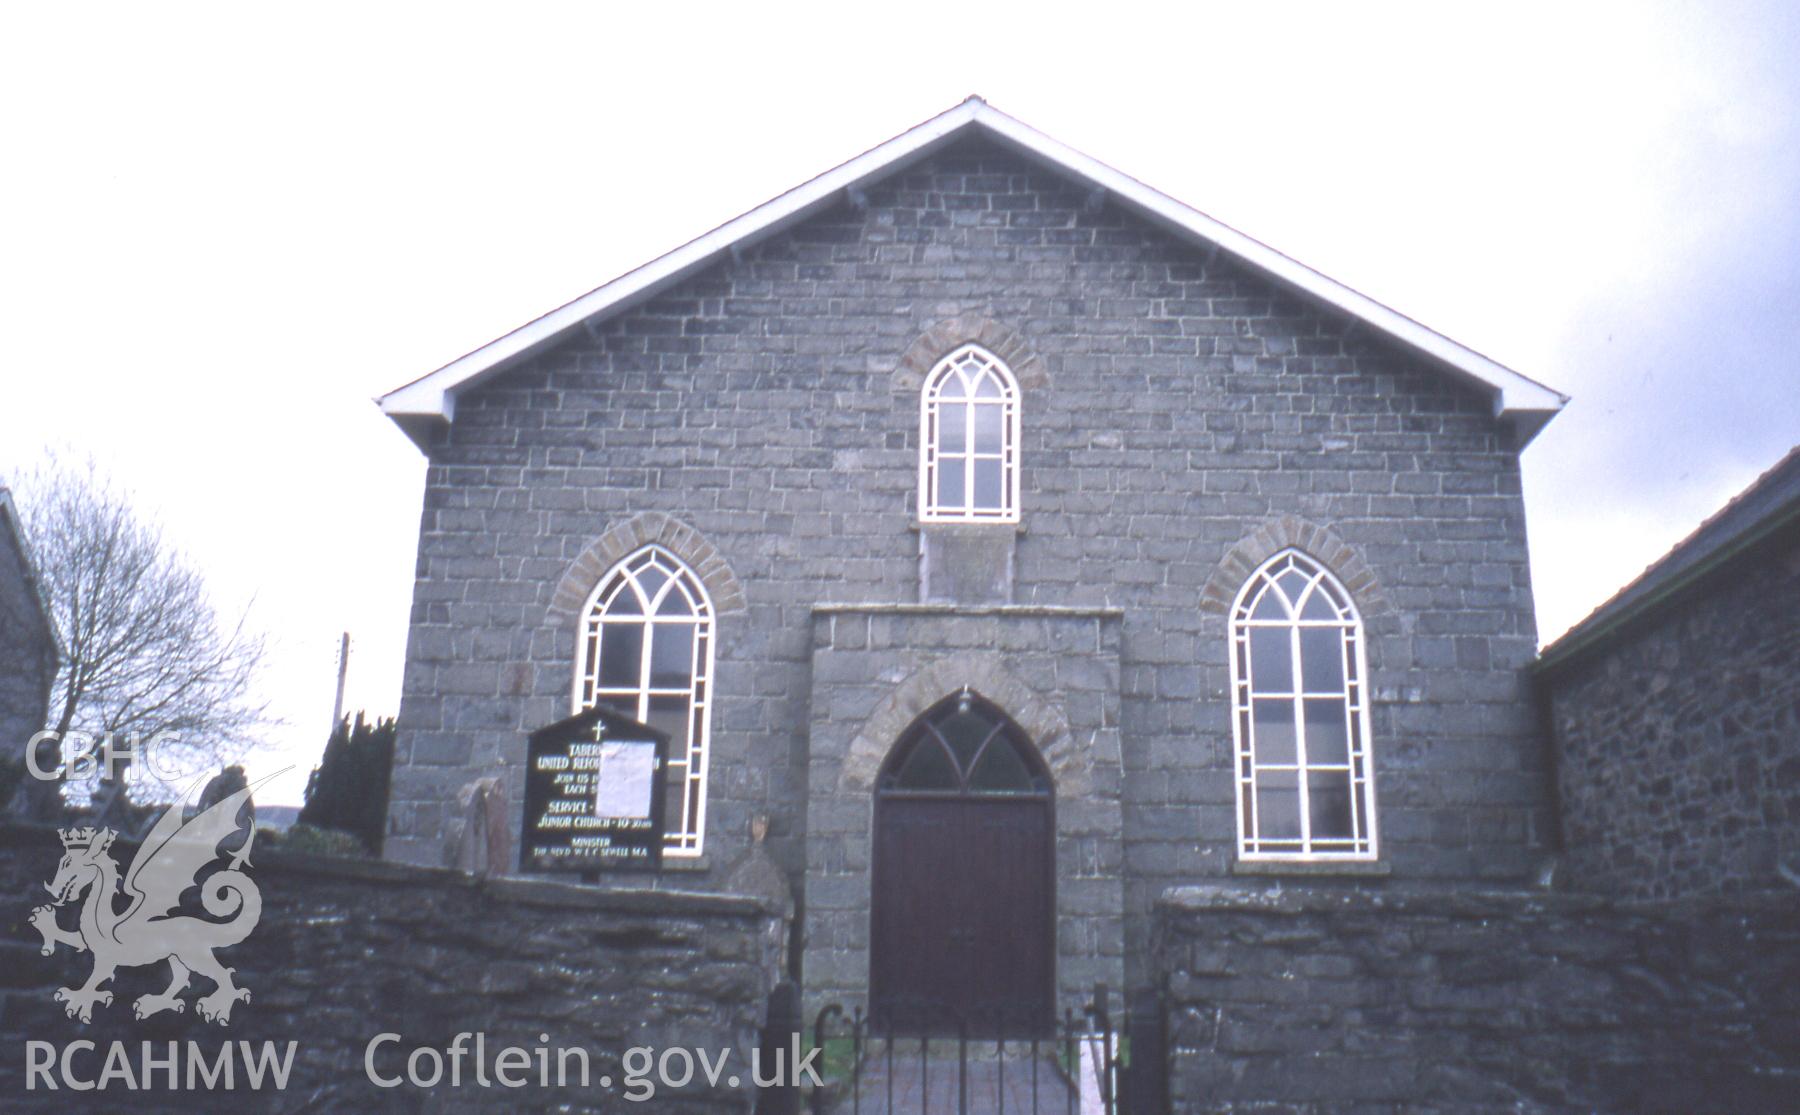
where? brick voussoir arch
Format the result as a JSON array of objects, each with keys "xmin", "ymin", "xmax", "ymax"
[
  {"xmin": 1201, "ymin": 515, "xmax": 1394, "ymax": 628},
  {"xmin": 838, "ymin": 652, "xmax": 1086, "ymax": 796},
  {"xmin": 546, "ymin": 512, "xmax": 748, "ymax": 629},
  {"xmin": 892, "ymin": 312, "xmax": 1048, "ymax": 392}
]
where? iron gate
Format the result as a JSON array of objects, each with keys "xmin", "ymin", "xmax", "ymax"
[{"xmin": 758, "ymin": 984, "xmax": 1165, "ymax": 1115}]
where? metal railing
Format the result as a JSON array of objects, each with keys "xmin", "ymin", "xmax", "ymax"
[{"xmin": 800, "ymin": 986, "xmax": 1126, "ymax": 1115}]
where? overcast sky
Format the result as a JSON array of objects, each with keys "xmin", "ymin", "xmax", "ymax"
[{"xmin": 3, "ymin": 2, "xmax": 1796, "ymax": 805}]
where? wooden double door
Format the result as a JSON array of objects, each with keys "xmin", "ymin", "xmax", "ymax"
[{"xmin": 868, "ymin": 696, "xmax": 1055, "ymax": 1036}]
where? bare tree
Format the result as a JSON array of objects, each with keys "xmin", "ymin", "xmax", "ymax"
[{"xmin": 12, "ymin": 455, "xmax": 272, "ymax": 808}]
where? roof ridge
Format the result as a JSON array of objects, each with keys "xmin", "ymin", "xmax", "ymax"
[
  {"xmin": 377, "ymin": 97, "xmax": 1567, "ymax": 450},
  {"xmin": 1538, "ymin": 442, "xmax": 1800, "ymax": 668}
]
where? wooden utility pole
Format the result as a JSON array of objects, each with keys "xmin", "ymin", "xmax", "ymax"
[{"xmin": 330, "ymin": 632, "xmax": 350, "ymax": 730}]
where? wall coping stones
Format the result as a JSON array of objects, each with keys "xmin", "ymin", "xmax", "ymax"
[
  {"xmin": 1161, "ymin": 882, "xmax": 1594, "ymax": 918},
  {"xmin": 0, "ymin": 821, "xmax": 776, "ymax": 920},
  {"xmin": 1159, "ymin": 880, "xmax": 1800, "ymax": 919}
]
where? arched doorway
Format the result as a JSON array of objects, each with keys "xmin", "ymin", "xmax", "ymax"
[{"xmin": 870, "ymin": 692, "xmax": 1054, "ymax": 1035}]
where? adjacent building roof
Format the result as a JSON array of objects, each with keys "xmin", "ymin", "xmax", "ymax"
[
  {"xmin": 0, "ymin": 485, "xmax": 61, "ymax": 664},
  {"xmin": 1537, "ymin": 444, "xmax": 1800, "ymax": 673},
  {"xmin": 378, "ymin": 96, "xmax": 1568, "ymax": 450}
]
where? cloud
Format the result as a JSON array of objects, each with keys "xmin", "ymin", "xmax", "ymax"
[
  {"xmin": 3, "ymin": 2, "xmax": 1797, "ymax": 796},
  {"xmin": 1524, "ymin": 2, "xmax": 1800, "ymax": 640}
]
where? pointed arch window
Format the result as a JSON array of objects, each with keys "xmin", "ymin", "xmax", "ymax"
[
  {"xmin": 1229, "ymin": 550, "xmax": 1378, "ymax": 859},
  {"xmin": 574, "ymin": 545, "xmax": 714, "ymax": 856},
  {"xmin": 920, "ymin": 344, "xmax": 1020, "ymax": 522}
]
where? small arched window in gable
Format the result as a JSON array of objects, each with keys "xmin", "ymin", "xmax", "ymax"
[
  {"xmin": 919, "ymin": 344, "xmax": 1020, "ymax": 522},
  {"xmin": 1229, "ymin": 550, "xmax": 1378, "ymax": 860},
  {"xmin": 573, "ymin": 545, "xmax": 715, "ymax": 857}
]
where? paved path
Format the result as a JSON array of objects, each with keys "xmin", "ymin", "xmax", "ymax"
[{"xmin": 829, "ymin": 1051, "xmax": 1081, "ymax": 1114}]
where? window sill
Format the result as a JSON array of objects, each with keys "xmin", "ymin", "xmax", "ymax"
[
  {"xmin": 911, "ymin": 520, "xmax": 1027, "ymax": 536},
  {"xmin": 656, "ymin": 853, "xmax": 712, "ymax": 873},
  {"xmin": 1232, "ymin": 859, "xmax": 1390, "ymax": 878}
]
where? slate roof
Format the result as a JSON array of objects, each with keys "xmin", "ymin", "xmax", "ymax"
[{"xmin": 1537, "ymin": 444, "xmax": 1800, "ymax": 672}]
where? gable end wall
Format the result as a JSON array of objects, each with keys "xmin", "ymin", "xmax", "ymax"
[{"xmin": 386, "ymin": 137, "xmax": 1551, "ymax": 985}]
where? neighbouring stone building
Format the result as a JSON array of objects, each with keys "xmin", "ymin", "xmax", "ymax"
[
  {"xmin": 376, "ymin": 97, "xmax": 1574, "ymax": 1026},
  {"xmin": 0, "ymin": 487, "xmax": 58, "ymax": 812},
  {"xmin": 1536, "ymin": 444, "xmax": 1800, "ymax": 899}
]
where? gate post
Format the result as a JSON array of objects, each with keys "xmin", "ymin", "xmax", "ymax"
[
  {"xmin": 755, "ymin": 980, "xmax": 802, "ymax": 1115},
  {"xmin": 1121, "ymin": 986, "xmax": 1169, "ymax": 1115}
]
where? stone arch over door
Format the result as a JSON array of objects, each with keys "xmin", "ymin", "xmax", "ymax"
[
  {"xmin": 801, "ymin": 617, "xmax": 1126, "ymax": 1019},
  {"xmin": 837, "ymin": 651, "xmax": 1091, "ymax": 797}
]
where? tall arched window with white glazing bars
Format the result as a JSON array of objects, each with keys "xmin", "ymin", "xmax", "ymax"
[
  {"xmin": 919, "ymin": 344, "xmax": 1020, "ymax": 522},
  {"xmin": 573, "ymin": 545, "xmax": 715, "ymax": 856},
  {"xmin": 1229, "ymin": 550, "xmax": 1378, "ymax": 860}
]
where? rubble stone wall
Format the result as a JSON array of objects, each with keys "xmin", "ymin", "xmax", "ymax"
[
  {"xmin": 1156, "ymin": 883, "xmax": 1800, "ymax": 1113},
  {"xmin": 1541, "ymin": 527, "xmax": 1800, "ymax": 898},
  {"xmin": 0, "ymin": 823, "xmax": 784, "ymax": 1113}
]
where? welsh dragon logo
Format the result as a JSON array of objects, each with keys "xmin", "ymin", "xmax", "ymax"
[{"xmin": 28, "ymin": 775, "xmax": 274, "ymax": 1026}]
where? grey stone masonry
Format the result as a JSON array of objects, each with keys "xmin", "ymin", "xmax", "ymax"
[
  {"xmin": 1157, "ymin": 883, "xmax": 1800, "ymax": 1113},
  {"xmin": 386, "ymin": 134, "xmax": 1553, "ymax": 994},
  {"xmin": 0, "ymin": 822, "xmax": 785, "ymax": 1113},
  {"xmin": 803, "ymin": 605, "xmax": 1125, "ymax": 1014},
  {"xmin": 0, "ymin": 498, "xmax": 55, "ymax": 779},
  {"xmin": 1541, "ymin": 526, "xmax": 1800, "ymax": 898}
]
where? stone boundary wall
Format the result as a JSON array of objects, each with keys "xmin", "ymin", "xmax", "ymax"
[
  {"xmin": 1155, "ymin": 884, "xmax": 1800, "ymax": 1113},
  {"xmin": 0, "ymin": 823, "xmax": 783, "ymax": 1113}
]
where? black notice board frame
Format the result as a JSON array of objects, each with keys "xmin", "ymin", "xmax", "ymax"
[{"xmin": 519, "ymin": 704, "xmax": 671, "ymax": 875}]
